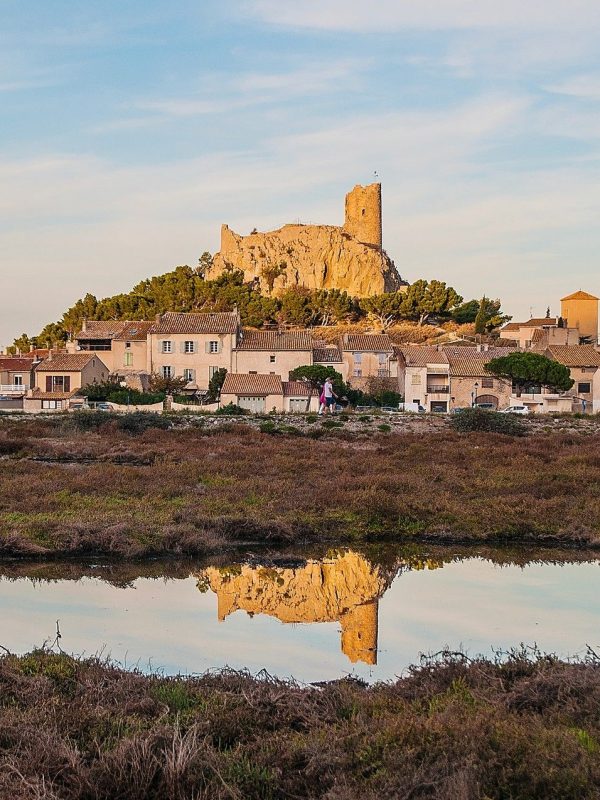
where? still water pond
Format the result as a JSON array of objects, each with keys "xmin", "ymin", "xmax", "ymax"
[{"xmin": 1, "ymin": 549, "xmax": 598, "ymax": 683}]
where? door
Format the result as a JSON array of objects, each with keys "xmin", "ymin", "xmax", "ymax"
[
  {"xmin": 288, "ymin": 398, "xmax": 306, "ymax": 413},
  {"xmin": 430, "ymin": 401, "xmax": 448, "ymax": 413},
  {"xmin": 238, "ymin": 396, "xmax": 266, "ymax": 413}
]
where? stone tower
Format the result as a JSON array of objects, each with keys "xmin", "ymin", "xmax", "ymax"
[
  {"xmin": 560, "ymin": 290, "xmax": 599, "ymax": 342},
  {"xmin": 343, "ymin": 182, "xmax": 382, "ymax": 249}
]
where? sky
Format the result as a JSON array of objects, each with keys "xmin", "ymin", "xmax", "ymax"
[{"xmin": 2, "ymin": 0, "xmax": 600, "ymax": 347}]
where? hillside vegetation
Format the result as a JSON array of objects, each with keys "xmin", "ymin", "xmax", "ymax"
[{"xmin": 10, "ymin": 263, "xmax": 507, "ymax": 351}]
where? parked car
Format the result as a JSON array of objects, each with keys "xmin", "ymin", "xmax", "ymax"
[
  {"xmin": 355, "ymin": 405, "xmax": 376, "ymax": 412},
  {"xmin": 500, "ymin": 405, "xmax": 530, "ymax": 415},
  {"xmin": 474, "ymin": 402, "xmax": 496, "ymax": 410},
  {"xmin": 96, "ymin": 402, "xmax": 113, "ymax": 411},
  {"xmin": 380, "ymin": 406, "xmax": 401, "ymax": 414}
]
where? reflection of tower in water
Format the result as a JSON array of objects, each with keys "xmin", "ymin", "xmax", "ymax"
[{"xmin": 198, "ymin": 551, "xmax": 392, "ymax": 666}]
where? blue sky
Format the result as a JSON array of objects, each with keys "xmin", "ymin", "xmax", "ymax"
[{"xmin": 2, "ymin": 0, "xmax": 600, "ymax": 346}]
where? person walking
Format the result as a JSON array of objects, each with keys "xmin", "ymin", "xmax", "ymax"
[{"xmin": 322, "ymin": 377, "xmax": 338, "ymax": 415}]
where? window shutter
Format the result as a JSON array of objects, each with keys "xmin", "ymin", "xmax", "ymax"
[
  {"xmin": 205, "ymin": 342, "xmax": 210, "ymax": 354},
  {"xmin": 190, "ymin": 369, "xmax": 196, "ymax": 381},
  {"xmin": 180, "ymin": 341, "xmax": 186, "ymax": 354},
  {"xmin": 217, "ymin": 341, "xmax": 222, "ymax": 354},
  {"xmin": 193, "ymin": 341, "xmax": 198, "ymax": 353},
  {"xmin": 158, "ymin": 339, "xmax": 163, "ymax": 352},
  {"xmin": 46, "ymin": 376, "xmax": 52, "ymax": 392},
  {"xmin": 64, "ymin": 376, "xmax": 71, "ymax": 392}
]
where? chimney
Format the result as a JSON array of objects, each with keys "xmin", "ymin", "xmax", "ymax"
[
  {"xmin": 29, "ymin": 344, "xmax": 34, "ymax": 352},
  {"xmin": 82, "ymin": 318, "xmax": 87, "ymax": 333},
  {"xmin": 155, "ymin": 313, "xmax": 161, "ymax": 324},
  {"xmin": 48, "ymin": 350, "xmax": 53, "ymax": 362}
]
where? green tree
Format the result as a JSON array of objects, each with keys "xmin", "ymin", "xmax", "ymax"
[
  {"xmin": 312, "ymin": 289, "xmax": 357, "ymax": 325},
  {"xmin": 289, "ymin": 365, "xmax": 344, "ymax": 411},
  {"xmin": 474, "ymin": 297, "xmax": 488, "ymax": 335},
  {"xmin": 452, "ymin": 299, "xmax": 480, "ymax": 324},
  {"xmin": 9, "ymin": 333, "xmax": 34, "ymax": 354},
  {"xmin": 149, "ymin": 373, "xmax": 188, "ymax": 396},
  {"xmin": 359, "ymin": 293, "xmax": 404, "ymax": 329},
  {"xmin": 399, "ymin": 279, "xmax": 462, "ymax": 325},
  {"xmin": 485, "ymin": 352, "xmax": 574, "ymax": 396},
  {"xmin": 206, "ymin": 367, "xmax": 227, "ymax": 402}
]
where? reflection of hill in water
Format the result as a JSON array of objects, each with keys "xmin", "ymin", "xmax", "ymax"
[{"xmin": 199, "ymin": 551, "xmax": 408, "ymax": 665}]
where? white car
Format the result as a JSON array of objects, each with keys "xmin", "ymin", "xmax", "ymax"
[{"xmin": 501, "ymin": 405, "xmax": 530, "ymax": 415}]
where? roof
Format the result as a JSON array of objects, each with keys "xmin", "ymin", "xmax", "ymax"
[
  {"xmin": 35, "ymin": 353, "xmax": 105, "ymax": 372},
  {"xmin": 312, "ymin": 345, "xmax": 342, "ymax": 363},
  {"xmin": 221, "ymin": 373, "xmax": 283, "ymax": 396},
  {"xmin": 502, "ymin": 317, "xmax": 559, "ymax": 331},
  {"xmin": 150, "ymin": 312, "xmax": 238, "ymax": 335},
  {"xmin": 445, "ymin": 347, "xmax": 518, "ymax": 377},
  {"xmin": 236, "ymin": 329, "xmax": 313, "ymax": 351},
  {"xmin": 342, "ymin": 334, "xmax": 393, "ymax": 353},
  {"xmin": 395, "ymin": 346, "xmax": 449, "ymax": 367},
  {"xmin": 114, "ymin": 321, "xmax": 154, "ymax": 341},
  {"xmin": 76, "ymin": 321, "xmax": 128, "ymax": 340},
  {"xmin": 546, "ymin": 345, "xmax": 600, "ymax": 367},
  {"xmin": 28, "ymin": 389, "xmax": 79, "ymax": 400},
  {"xmin": 282, "ymin": 381, "xmax": 313, "ymax": 397},
  {"xmin": 0, "ymin": 358, "xmax": 34, "ymax": 371},
  {"xmin": 561, "ymin": 290, "xmax": 599, "ymax": 301}
]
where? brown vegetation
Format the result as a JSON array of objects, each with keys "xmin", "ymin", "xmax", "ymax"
[
  {"xmin": 0, "ymin": 648, "xmax": 599, "ymax": 799},
  {"xmin": 1, "ymin": 415, "xmax": 600, "ymax": 558}
]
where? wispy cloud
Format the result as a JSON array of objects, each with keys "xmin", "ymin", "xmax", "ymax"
[
  {"xmin": 246, "ymin": 0, "xmax": 600, "ymax": 33},
  {"xmin": 545, "ymin": 74, "xmax": 600, "ymax": 98},
  {"xmin": 132, "ymin": 59, "xmax": 370, "ymax": 118}
]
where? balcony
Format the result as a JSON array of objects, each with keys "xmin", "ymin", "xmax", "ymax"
[
  {"xmin": 427, "ymin": 385, "xmax": 449, "ymax": 394},
  {"xmin": 0, "ymin": 384, "xmax": 28, "ymax": 395}
]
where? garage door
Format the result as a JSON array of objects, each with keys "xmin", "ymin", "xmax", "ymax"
[
  {"xmin": 238, "ymin": 396, "xmax": 266, "ymax": 413},
  {"xmin": 288, "ymin": 398, "xmax": 306, "ymax": 413}
]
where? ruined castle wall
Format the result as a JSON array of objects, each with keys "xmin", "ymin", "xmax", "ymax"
[{"xmin": 343, "ymin": 183, "xmax": 382, "ymax": 249}]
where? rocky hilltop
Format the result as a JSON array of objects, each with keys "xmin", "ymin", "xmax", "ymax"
[{"xmin": 206, "ymin": 183, "xmax": 405, "ymax": 297}]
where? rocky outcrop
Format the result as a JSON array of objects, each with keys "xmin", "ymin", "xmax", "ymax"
[{"xmin": 206, "ymin": 184, "xmax": 405, "ymax": 297}]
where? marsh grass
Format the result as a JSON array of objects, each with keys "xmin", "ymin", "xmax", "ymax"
[{"xmin": 0, "ymin": 648, "xmax": 599, "ymax": 799}]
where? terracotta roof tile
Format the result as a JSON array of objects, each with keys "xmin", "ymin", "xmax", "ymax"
[
  {"xmin": 76, "ymin": 321, "xmax": 128, "ymax": 340},
  {"xmin": 28, "ymin": 389, "xmax": 79, "ymax": 400},
  {"xmin": 114, "ymin": 321, "xmax": 154, "ymax": 341},
  {"xmin": 445, "ymin": 347, "xmax": 518, "ymax": 377},
  {"xmin": 221, "ymin": 373, "xmax": 283, "ymax": 395},
  {"xmin": 561, "ymin": 290, "xmax": 599, "ymax": 301},
  {"xmin": 395, "ymin": 346, "xmax": 449, "ymax": 367},
  {"xmin": 35, "ymin": 353, "xmax": 107, "ymax": 372},
  {"xmin": 282, "ymin": 381, "xmax": 313, "ymax": 397},
  {"xmin": 0, "ymin": 358, "xmax": 35, "ymax": 371},
  {"xmin": 547, "ymin": 345, "xmax": 600, "ymax": 367},
  {"xmin": 502, "ymin": 318, "xmax": 559, "ymax": 330},
  {"xmin": 312, "ymin": 346, "xmax": 342, "ymax": 363},
  {"xmin": 343, "ymin": 334, "xmax": 393, "ymax": 352},
  {"xmin": 150, "ymin": 312, "xmax": 238, "ymax": 335},
  {"xmin": 236, "ymin": 329, "xmax": 313, "ymax": 351}
]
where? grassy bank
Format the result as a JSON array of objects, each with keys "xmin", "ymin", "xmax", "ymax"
[
  {"xmin": 1, "ymin": 415, "xmax": 600, "ymax": 557},
  {"xmin": 1, "ymin": 648, "xmax": 599, "ymax": 799}
]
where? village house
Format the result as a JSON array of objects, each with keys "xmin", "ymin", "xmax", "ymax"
[
  {"xmin": 147, "ymin": 311, "xmax": 239, "ymax": 391},
  {"xmin": 312, "ymin": 341, "xmax": 348, "ymax": 380},
  {"xmin": 444, "ymin": 347, "xmax": 516, "ymax": 410},
  {"xmin": 395, "ymin": 347, "xmax": 450, "ymax": 413},
  {"xmin": 220, "ymin": 373, "xmax": 320, "ymax": 413},
  {"xmin": 0, "ymin": 356, "xmax": 36, "ymax": 396},
  {"xmin": 498, "ymin": 317, "xmax": 578, "ymax": 348},
  {"xmin": 542, "ymin": 345, "xmax": 600, "ymax": 413},
  {"xmin": 24, "ymin": 352, "xmax": 109, "ymax": 412},
  {"xmin": 233, "ymin": 329, "xmax": 313, "ymax": 379},
  {"xmin": 339, "ymin": 334, "xmax": 397, "ymax": 392},
  {"xmin": 71, "ymin": 319, "xmax": 152, "ymax": 378}
]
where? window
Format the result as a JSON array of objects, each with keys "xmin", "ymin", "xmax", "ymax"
[
  {"xmin": 378, "ymin": 353, "xmax": 387, "ymax": 365},
  {"xmin": 184, "ymin": 369, "xmax": 195, "ymax": 382},
  {"xmin": 270, "ymin": 355, "xmax": 276, "ymax": 363},
  {"xmin": 125, "ymin": 341, "xmax": 131, "ymax": 349},
  {"xmin": 377, "ymin": 368, "xmax": 388, "ymax": 377},
  {"xmin": 411, "ymin": 374, "xmax": 421, "ymax": 385},
  {"xmin": 161, "ymin": 340, "xmax": 172, "ymax": 354},
  {"xmin": 162, "ymin": 366, "xmax": 173, "ymax": 379},
  {"xmin": 184, "ymin": 340, "xmax": 195, "ymax": 354},
  {"xmin": 481, "ymin": 377, "xmax": 494, "ymax": 389},
  {"xmin": 42, "ymin": 400, "xmax": 59, "ymax": 409},
  {"xmin": 353, "ymin": 352, "xmax": 362, "ymax": 364},
  {"xmin": 124, "ymin": 352, "xmax": 133, "ymax": 367},
  {"xmin": 45, "ymin": 375, "xmax": 70, "ymax": 392},
  {"xmin": 208, "ymin": 340, "xmax": 219, "ymax": 354},
  {"xmin": 13, "ymin": 375, "xmax": 23, "ymax": 386},
  {"xmin": 353, "ymin": 368, "xmax": 362, "ymax": 377},
  {"xmin": 578, "ymin": 382, "xmax": 592, "ymax": 394}
]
